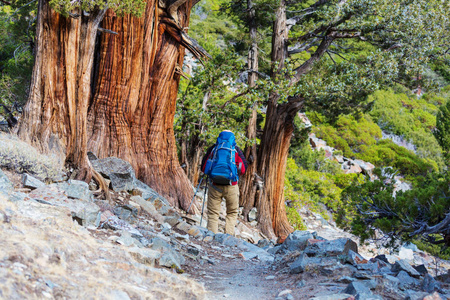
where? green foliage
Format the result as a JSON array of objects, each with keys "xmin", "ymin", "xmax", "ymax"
[
  {"xmin": 190, "ymin": 0, "xmax": 247, "ymax": 56},
  {"xmin": 435, "ymin": 100, "xmax": 450, "ymax": 164},
  {"xmin": 175, "ymin": 50, "xmax": 252, "ymax": 152},
  {"xmin": 49, "ymin": 0, "xmax": 146, "ymax": 16},
  {"xmin": 0, "ymin": 1, "xmax": 36, "ymax": 120},
  {"xmin": 312, "ymin": 112, "xmax": 438, "ymax": 177},
  {"xmin": 343, "ymin": 169, "xmax": 450, "ymax": 251},
  {"xmin": 285, "ymin": 156, "xmax": 364, "ymax": 224},
  {"xmin": 367, "ymin": 89, "xmax": 445, "ymax": 168}
]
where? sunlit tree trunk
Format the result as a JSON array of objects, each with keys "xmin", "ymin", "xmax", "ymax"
[
  {"xmin": 18, "ymin": 0, "xmax": 106, "ymax": 182},
  {"xmin": 87, "ymin": 1, "xmax": 200, "ymax": 208},
  {"xmin": 19, "ymin": 0, "xmax": 205, "ymax": 208}
]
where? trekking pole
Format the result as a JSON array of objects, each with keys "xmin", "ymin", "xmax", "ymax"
[
  {"xmin": 200, "ymin": 176, "xmax": 209, "ymax": 227},
  {"xmin": 186, "ymin": 175, "xmax": 205, "ymax": 215}
]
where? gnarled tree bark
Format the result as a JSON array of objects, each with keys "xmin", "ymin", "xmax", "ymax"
[{"xmin": 19, "ymin": 0, "xmax": 206, "ymax": 209}]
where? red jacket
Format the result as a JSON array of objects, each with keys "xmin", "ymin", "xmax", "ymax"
[{"xmin": 201, "ymin": 145, "xmax": 248, "ymax": 185}]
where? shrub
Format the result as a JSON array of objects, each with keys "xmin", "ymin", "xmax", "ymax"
[{"xmin": 0, "ymin": 133, "xmax": 63, "ymax": 180}]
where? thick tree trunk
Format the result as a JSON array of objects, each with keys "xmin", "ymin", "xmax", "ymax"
[
  {"xmin": 252, "ymin": 0, "xmax": 295, "ymax": 240},
  {"xmin": 18, "ymin": 0, "xmax": 105, "ymax": 181},
  {"xmin": 240, "ymin": 0, "xmax": 259, "ymax": 219},
  {"xmin": 19, "ymin": 0, "xmax": 204, "ymax": 208},
  {"xmin": 256, "ymin": 93, "xmax": 300, "ymax": 240},
  {"xmin": 87, "ymin": 1, "xmax": 197, "ymax": 208}
]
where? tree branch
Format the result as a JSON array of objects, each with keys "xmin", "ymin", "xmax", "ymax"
[
  {"xmin": 291, "ymin": 34, "xmax": 335, "ymax": 84},
  {"xmin": 97, "ymin": 27, "xmax": 118, "ymax": 35},
  {"xmin": 0, "ymin": 0, "xmax": 12, "ymax": 5}
]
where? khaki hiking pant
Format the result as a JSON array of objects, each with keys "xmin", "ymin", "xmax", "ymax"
[{"xmin": 207, "ymin": 184, "xmax": 239, "ymax": 235}]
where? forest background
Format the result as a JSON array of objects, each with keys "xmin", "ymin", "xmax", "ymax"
[{"xmin": 1, "ymin": 0, "xmax": 449, "ymax": 258}]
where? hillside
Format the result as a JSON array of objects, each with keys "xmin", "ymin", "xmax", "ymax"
[{"xmin": 1, "ymin": 133, "xmax": 450, "ymax": 299}]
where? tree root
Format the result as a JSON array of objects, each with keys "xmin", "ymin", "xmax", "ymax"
[{"xmin": 92, "ymin": 168, "xmax": 111, "ymax": 201}]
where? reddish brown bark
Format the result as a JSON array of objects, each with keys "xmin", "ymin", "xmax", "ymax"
[
  {"xmin": 87, "ymin": 1, "xmax": 196, "ymax": 208},
  {"xmin": 18, "ymin": 0, "xmax": 106, "ymax": 182},
  {"xmin": 19, "ymin": 0, "xmax": 202, "ymax": 209}
]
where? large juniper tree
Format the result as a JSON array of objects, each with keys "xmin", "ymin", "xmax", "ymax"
[{"xmin": 18, "ymin": 0, "xmax": 207, "ymax": 206}]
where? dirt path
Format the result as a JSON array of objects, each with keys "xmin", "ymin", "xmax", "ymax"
[{"xmin": 182, "ymin": 241, "xmax": 346, "ymax": 300}]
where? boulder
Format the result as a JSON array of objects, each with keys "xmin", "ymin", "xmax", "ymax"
[
  {"xmin": 91, "ymin": 157, "xmax": 136, "ymax": 192},
  {"xmin": 342, "ymin": 281, "xmax": 372, "ymax": 297},
  {"xmin": 22, "ymin": 173, "xmax": 45, "ymax": 189},
  {"xmin": 289, "ymin": 253, "xmax": 337, "ymax": 274},
  {"xmin": 248, "ymin": 207, "xmax": 257, "ymax": 222},
  {"xmin": 128, "ymin": 247, "xmax": 161, "ymax": 266},
  {"xmin": 113, "ymin": 205, "xmax": 137, "ymax": 221},
  {"xmin": 413, "ymin": 264, "xmax": 428, "ymax": 276},
  {"xmin": 101, "ymin": 214, "xmax": 142, "ymax": 237},
  {"xmin": 421, "ymin": 274, "xmax": 439, "ymax": 293},
  {"xmin": 0, "ymin": 169, "xmax": 13, "ymax": 197},
  {"xmin": 345, "ymin": 250, "xmax": 369, "ymax": 266},
  {"xmin": 354, "ymin": 159, "xmax": 375, "ymax": 177},
  {"xmin": 392, "ymin": 259, "xmax": 421, "ymax": 277},
  {"xmin": 53, "ymin": 180, "xmax": 93, "ymax": 201},
  {"xmin": 397, "ymin": 270, "xmax": 419, "ymax": 288},
  {"xmin": 282, "ymin": 230, "xmax": 314, "ymax": 252},
  {"xmin": 304, "ymin": 238, "xmax": 358, "ymax": 257},
  {"xmin": 134, "ymin": 179, "xmax": 169, "ymax": 203}
]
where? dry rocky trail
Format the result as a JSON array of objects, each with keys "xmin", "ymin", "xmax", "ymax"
[{"xmin": 0, "ymin": 134, "xmax": 449, "ymax": 300}]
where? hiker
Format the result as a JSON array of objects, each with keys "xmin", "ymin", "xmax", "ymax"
[{"xmin": 201, "ymin": 130, "xmax": 248, "ymax": 235}]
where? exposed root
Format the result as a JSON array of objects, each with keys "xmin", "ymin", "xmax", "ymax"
[{"xmin": 92, "ymin": 168, "xmax": 111, "ymax": 201}]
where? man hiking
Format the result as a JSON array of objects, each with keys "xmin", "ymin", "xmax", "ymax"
[{"xmin": 201, "ymin": 130, "xmax": 248, "ymax": 235}]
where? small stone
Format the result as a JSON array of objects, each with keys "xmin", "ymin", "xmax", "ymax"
[
  {"xmin": 296, "ymin": 280, "xmax": 306, "ymax": 288},
  {"xmin": 203, "ymin": 236, "xmax": 213, "ymax": 242},
  {"xmin": 277, "ymin": 289, "xmax": 292, "ymax": 297},
  {"xmin": 343, "ymin": 281, "xmax": 372, "ymax": 296},
  {"xmin": 422, "ymin": 292, "xmax": 442, "ymax": 300},
  {"xmin": 176, "ymin": 221, "xmax": 191, "ymax": 233},
  {"xmin": 187, "ymin": 226, "xmax": 202, "ymax": 238},
  {"xmin": 265, "ymin": 276, "xmax": 275, "ymax": 280},
  {"xmin": 239, "ymin": 252, "xmax": 258, "ymax": 260},
  {"xmin": 248, "ymin": 207, "xmax": 257, "ymax": 222},
  {"xmin": 399, "ymin": 247, "xmax": 414, "ymax": 261}
]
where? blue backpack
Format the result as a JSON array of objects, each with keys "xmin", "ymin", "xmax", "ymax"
[{"xmin": 204, "ymin": 131, "xmax": 239, "ymax": 185}]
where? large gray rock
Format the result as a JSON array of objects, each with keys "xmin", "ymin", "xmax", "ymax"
[
  {"xmin": 392, "ymin": 259, "xmax": 421, "ymax": 277},
  {"xmin": 91, "ymin": 157, "xmax": 136, "ymax": 192},
  {"xmin": 128, "ymin": 247, "xmax": 161, "ymax": 266},
  {"xmin": 342, "ymin": 281, "xmax": 372, "ymax": 297},
  {"xmin": 282, "ymin": 230, "xmax": 314, "ymax": 252},
  {"xmin": 134, "ymin": 179, "xmax": 167, "ymax": 202},
  {"xmin": 237, "ymin": 240, "xmax": 274, "ymax": 263},
  {"xmin": 397, "ymin": 270, "xmax": 419, "ymax": 288},
  {"xmin": 290, "ymin": 253, "xmax": 329, "ymax": 274},
  {"xmin": 22, "ymin": 173, "xmax": 45, "ymax": 189},
  {"xmin": 0, "ymin": 169, "xmax": 13, "ymax": 198},
  {"xmin": 130, "ymin": 195, "xmax": 165, "ymax": 223},
  {"xmin": 29, "ymin": 185, "xmax": 100, "ymax": 227},
  {"xmin": 421, "ymin": 274, "xmax": 439, "ymax": 293},
  {"xmin": 54, "ymin": 180, "xmax": 93, "ymax": 201},
  {"xmin": 304, "ymin": 238, "xmax": 358, "ymax": 257}
]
